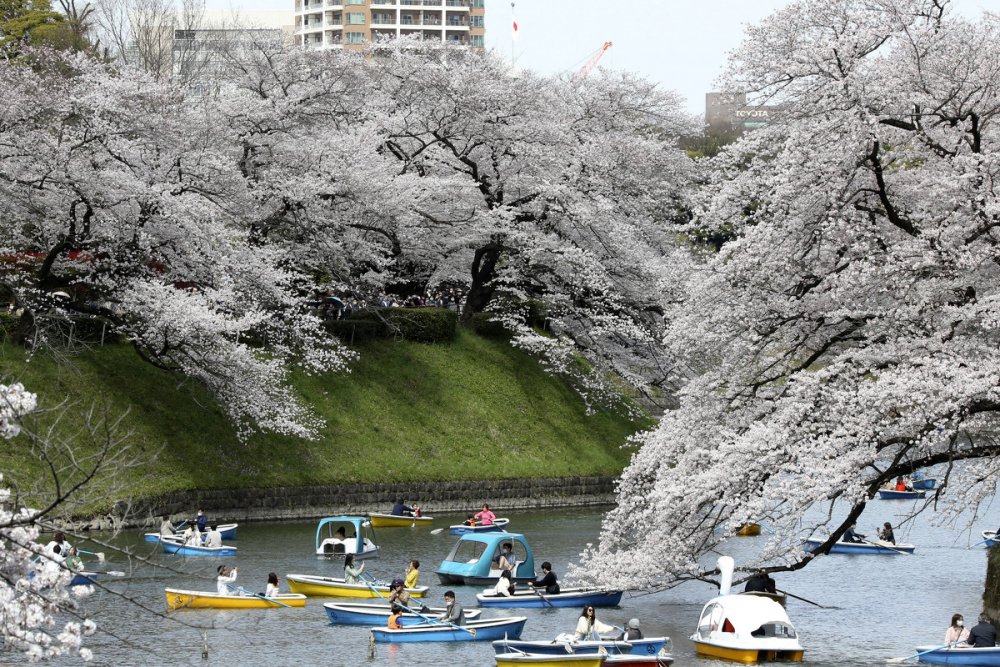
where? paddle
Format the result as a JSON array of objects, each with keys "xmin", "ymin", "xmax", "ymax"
[
  {"xmin": 969, "ymin": 539, "xmax": 992, "ymax": 549},
  {"xmin": 398, "ymin": 600, "xmax": 476, "ymax": 637},
  {"xmin": 430, "ymin": 528, "xmax": 446, "ymax": 535},
  {"xmin": 861, "ymin": 537, "xmax": 913, "ymax": 556},
  {"xmin": 77, "ymin": 549, "xmax": 105, "ymax": 562},
  {"xmin": 528, "ymin": 584, "xmax": 554, "ymax": 608},
  {"xmin": 775, "ymin": 588, "xmax": 831, "ymax": 609},
  {"xmin": 236, "ymin": 586, "xmax": 291, "ymax": 608},
  {"xmin": 886, "ymin": 640, "xmax": 959, "ymax": 663}
]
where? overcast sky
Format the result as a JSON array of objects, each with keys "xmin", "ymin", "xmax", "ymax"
[{"xmin": 207, "ymin": 0, "xmax": 995, "ymax": 117}]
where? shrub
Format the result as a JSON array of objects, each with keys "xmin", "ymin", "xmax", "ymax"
[{"xmin": 382, "ymin": 307, "xmax": 457, "ymax": 343}]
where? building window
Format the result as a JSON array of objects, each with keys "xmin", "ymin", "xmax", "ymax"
[
  {"xmin": 347, "ymin": 12, "xmax": 365, "ymax": 24},
  {"xmin": 345, "ymin": 31, "xmax": 365, "ymax": 43},
  {"xmin": 471, "ymin": 0, "xmax": 483, "ymax": 7},
  {"xmin": 471, "ymin": 34, "xmax": 483, "ymax": 46},
  {"xmin": 346, "ymin": 0, "xmax": 365, "ymax": 4},
  {"xmin": 471, "ymin": 15, "xmax": 483, "ymax": 27}
]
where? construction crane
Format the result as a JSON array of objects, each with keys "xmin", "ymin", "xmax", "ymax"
[{"xmin": 574, "ymin": 41, "xmax": 613, "ymax": 79}]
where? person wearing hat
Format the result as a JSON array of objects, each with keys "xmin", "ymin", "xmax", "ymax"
[
  {"xmin": 388, "ymin": 578, "xmax": 412, "ymax": 607},
  {"xmin": 619, "ymin": 618, "xmax": 643, "ymax": 641}
]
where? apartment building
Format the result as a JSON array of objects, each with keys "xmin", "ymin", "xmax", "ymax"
[{"xmin": 294, "ymin": 0, "xmax": 485, "ymax": 50}]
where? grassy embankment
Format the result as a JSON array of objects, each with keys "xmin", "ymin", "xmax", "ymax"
[{"xmin": 0, "ymin": 328, "xmax": 650, "ymax": 505}]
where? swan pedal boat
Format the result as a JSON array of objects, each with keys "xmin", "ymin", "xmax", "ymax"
[
  {"xmin": 164, "ymin": 588, "xmax": 306, "ymax": 610},
  {"xmin": 367, "ymin": 512, "xmax": 433, "ymax": 528},
  {"xmin": 286, "ymin": 573, "xmax": 428, "ymax": 598},
  {"xmin": 449, "ymin": 517, "xmax": 511, "ymax": 535},
  {"xmin": 323, "ymin": 602, "xmax": 480, "ymax": 625},
  {"xmin": 915, "ymin": 645, "xmax": 1000, "ymax": 665},
  {"xmin": 369, "ymin": 615, "xmax": 527, "ymax": 643},
  {"xmin": 477, "ymin": 587, "xmax": 623, "ymax": 608},
  {"xmin": 144, "ymin": 523, "xmax": 238, "ymax": 543},
  {"xmin": 492, "ymin": 636, "xmax": 671, "ymax": 656},
  {"xmin": 878, "ymin": 489, "xmax": 927, "ymax": 500},
  {"xmin": 160, "ymin": 537, "xmax": 237, "ymax": 557},
  {"xmin": 803, "ymin": 538, "xmax": 915, "ymax": 555}
]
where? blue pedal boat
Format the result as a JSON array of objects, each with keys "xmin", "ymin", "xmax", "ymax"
[
  {"xmin": 369, "ymin": 616, "xmax": 527, "ymax": 643},
  {"xmin": 160, "ymin": 537, "xmax": 238, "ymax": 557},
  {"xmin": 449, "ymin": 518, "xmax": 510, "ymax": 535},
  {"xmin": 911, "ymin": 478, "xmax": 937, "ymax": 490},
  {"xmin": 436, "ymin": 532, "xmax": 535, "ymax": 585},
  {"xmin": 323, "ymin": 602, "xmax": 481, "ymax": 625},
  {"xmin": 916, "ymin": 645, "xmax": 1000, "ymax": 665},
  {"xmin": 492, "ymin": 637, "xmax": 670, "ymax": 656},
  {"xmin": 145, "ymin": 523, "xmax": 238, "ymax": 542},
  {"xmin": 477, "ymin": 587, "xmax": 623, "ymax": 608},
  {"xmin": 804, "ymin": 538, "xmax": 915, "ymax": 555},
  {"xmin": 315, "ymin": 516, "xmax": 380, "ymax": 559},
  {"xmin": 878, "ymin": 489, "xmax": 927, "ymax": 500}
]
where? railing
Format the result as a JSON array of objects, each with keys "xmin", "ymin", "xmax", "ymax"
[
  {"xmin": 446, "ymin": 19, "xmax": 468, "ymax": 26},
  {"xmin": 422, "ymin": 18, "xmax": 441, "ymax": 25},
  {"xmin": 371, "ymin": 16, "xmax": 395, "ymax": 24},
  {"xmin": 445, "ymin": 0, "xmax": 470, "ymax": 6}
]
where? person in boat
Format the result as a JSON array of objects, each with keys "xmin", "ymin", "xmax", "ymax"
[
  {"xmin": 575, "ymin": 605, "xmax": 615, "ymax": 641},
  {"xmin": 879, "ymin": 522, "xmax": 896, "ymax": 544},
  {"xmin": 387, "ymin": 604, "xmax": 404, "ymax": 629},
  {"xmin": 264, "ymin": 572, "xmax": 280, "ymax": 598},
  {"xmin": 184, "ymin": 527, "xmax": 203, "ymax": 546},
  {"xmin": 492, "ymin": 570, "xmax": 515, "ymax": 597},
  {"xmin": 388, "ymin": 578, "xmax": 412, "ymax": 606},
  {"xmin": 404, "ymin": 560, "xmax": 420, "ymax": 589},
  {"xmin": 619, "ymin": 618, "xmax": 643, "ymax": 641},
  {"xmin": 64, "ymin": 547, "xmax": 84, "ymax": 572},
  {"xmin": 391, "ymin": 500, "xmax": 418, "ymax": 517},
  {"xmin": 463, "ymin": 514, "xmax": 477, "ymax": 526},
  {"xmin": 44, "ymin": 532, "xmax": 70, "ymax": 561},
  {"xmin": 843, "ymin": 523, "xmax": 865, "ymax": 543},
  {"xmin": 474, "ymin": 504, "xmax": 496, "ymax": 526},
  {"xmin": 204, "ymin": 525, "xmax": 223, "ymax": 548},
  {"xmin": 344, "ymin": 554, "xmax": 365, "ymax": 584},
  {"xmin": 894, "ymin": 476, "xmax": 910, "ymax": 492},
  {"xmin": 439, "ymin": 590, "xmax": 465, "ymax": 626},
  {"xmin": 496, "ymin": 542, "xmax": 517, "ymax": 574},
  {"xmin": 216, "ymin": 565, "xmax": 237, "ymax": 594},
  {"xmin": 744, "ymin": 572, "xmax": 776, "ymax": 594},
  {"xmin": 159, "ymin": 516, "xmax": 175, "ymax": 537},
  {"xmin": 529, "ymin": 561, "xmax": 561, "ymax": 594},
  {"xmin": 195, "ymin": 509, "xmax": 208, "ymax": 533},
  {"xmin": 945, "ymin": 613, "xmax": 970, "ymax": 644},
  {"xmin": 967, "ymin": 613, "xmax": 997, "ymax": 647}
]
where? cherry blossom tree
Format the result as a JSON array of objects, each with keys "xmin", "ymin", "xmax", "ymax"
[{"xmin": 576, "ymin": 0, "xmax": 1000, "ymax": 589}]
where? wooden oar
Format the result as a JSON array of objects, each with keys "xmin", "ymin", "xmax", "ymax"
[
  {"xmin": 77, "ymin": 549, "xmax": 105, "ymax": 562},
  {"xmin": 430, "ymin": 528, "xmax": 446, "ymax": 535},
  {"xmin": 886, "ymin": 640, "xmax": 959, "ymax": 663},
  {"xmin": 236, "ymin": 586, "xmax": 291, "ymax": 608},
  {"xmin": 528, "ymin": 585, "xmax": 554, "ymax": 608},
  {"xmin": 861, "ymin": 538, "xmax": 913, "ymax": 556},
  {"xmin": 775, "ymin": 588, "xmax": 831, "ymax": 609},
  {"xmin": 398, "ymin": 600, "xmax": 476, "ymax": 637}
]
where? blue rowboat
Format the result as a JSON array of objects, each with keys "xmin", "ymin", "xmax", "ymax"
[
  {"xmin": 477, "ymin": 587, "xmax": 623, "ymax": 608},
  {"xmin": 436, "ymin": 532, "xmax": 535, "ymax": 586},
  {"xmin": 323, "ymin": 602, "xmax": 481, "ymax": 625},
  {"xmin": 803, "ymin": 538, "xmax": 915, "ymax": 555},
  {"xmin": 160, "ymin": 537, "xmax": 237, "ymax": 557},
  {"xmin": 878, "ymin": 489, "xmax": 926, "ymax": 500},
  {"xmin": 69, "ymin": 571, "xmax": 100, "ymax": 587},
  {"xmin": 916, "ymin": 644, "xmax": 1000, "ymax": 665},
  {"xmin": 492, "ymin": 637, "xmax": 671, "ymax": 656},
  {"xmin": 144, "ymin": 523, "xmax": 238, "ymax": 543},
  {"xmin": 449, "ymin": 518, "xmax": 510, "ymax": 535},
  {"xmin": 911, "ymin": 478, "xmax": 937, "ymax": 490},
  {"xmin": 370, "ymin": 616, "xmax": 527, "ymax": 643}
]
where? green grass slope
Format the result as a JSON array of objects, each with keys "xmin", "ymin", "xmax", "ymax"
[{"xmin": 1, "ymin": 329, "xmax": 649, "ymax": 503}]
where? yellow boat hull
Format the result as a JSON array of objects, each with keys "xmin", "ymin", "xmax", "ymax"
[
  {"xmin": 165, "ymin": 589, "xmax": 306, "ymax": 610},
  {"xmin": 694, "ymin": 641, "xmax": 803, "ymax": 663},
  {"xmin": 368, "ymin": 513, "xmax": 434, "ymax": 528},
  {"xmin": 285, "ymin": 575, "xmax": 427, "ymax": 599},
  {"xmin": 736, "ymin": 523, "xmax": 762, "ymax": 536},
  {"xmin": 495, "ymin": 656, "xmax": 604, "ymax": 667}
]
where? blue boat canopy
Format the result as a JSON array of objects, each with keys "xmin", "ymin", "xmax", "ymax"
[
  {"xmin": 436, "ymin": 531, "xmax": 535, "ymax": 583},
  {"xmin": 314, "ymin": 516, "xmax": 378, "ymax": 557}
]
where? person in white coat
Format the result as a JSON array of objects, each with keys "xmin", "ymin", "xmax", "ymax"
[
  {"xmin": 574, "ymin": 606, "xmax": 614, "ymax": 641},
  {"xmin": 204, "ymin": 526, "xmax": 223, "ymax": 548},
  {"xmin": 216, "ymin": 565, "xmax": 237, "ymax": 594}
]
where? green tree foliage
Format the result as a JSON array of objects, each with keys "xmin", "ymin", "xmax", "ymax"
[{"xmin": 0, "ymin": 0, "xmax": 88, "ymax": 54}]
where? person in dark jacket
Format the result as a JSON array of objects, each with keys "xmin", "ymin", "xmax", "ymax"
[
  {"xmin": 529, "ymin": 561, "xmax": 561, "ymax": 594},
  {"xmin": 744, "ymin": 572, "xmax": 777, "ymax": 594},
  {"xmin": 967, "ymin": 613, "xmax": 997, "ymax": 647}
]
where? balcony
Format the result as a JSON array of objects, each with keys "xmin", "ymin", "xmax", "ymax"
[
  {"xmin": 371, "ymin": 15, "xmax": 396, "ymax": 25},
  {"xmin": 445, "ymin": 18, "xmax": 468, "ymax": 27},
  {"xmin": 422, "ymin": 18, "xmax": 441, "ymax": 25},
  {"xmin": 371, "ymin": 0, "xmax": 396, "ymax": 4},
  {"xmin": 446, "ymin": 0, "xmax": 470, "ymax": 6}
]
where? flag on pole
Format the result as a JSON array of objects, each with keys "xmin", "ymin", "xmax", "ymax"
[{"xmin": 511, "ymin": 2, "xmax": 519, "ymax": 41}]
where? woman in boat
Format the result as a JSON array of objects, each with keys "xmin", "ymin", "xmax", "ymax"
[
  {"xmin": 474, "ymin": 504, "xmax": 496, "ymax": 526},
  {"xmin": 387, "ymin": 604, "xmax": 404, "ymax": 629},
  {"xmin": 574, "ymin": 605, "xmax": 615, "ymax": 641},
  {"xmin": 529, "ymin": 561, "xmax": 561, "ymax": 594},
  {"xmin": 216, "ymin": 565, "xmax": 237, "ymax": 594},
  {"xmin": 945, "ymin": 613, "xmax": 970, "ymax": 644},
  {"xmin": 344, "ymin": 554, "xmax": 365, "ymax": 584},
  {"xmin": 64, "ymin": 547, "xmax": 84, "ymax": 572},
  {"xmin": 159, "ymin": 516, "xmax": 175, "ymax": 537},
  {"xmin": 388, "ymin": 578, "xmax": 412, "ymax": 606},
  {"xmin": 492, "ymin": 570, "xmax": 515, "ymax": 597},
  {"xmin": 894, "ymin": 476, "xmax": 910, "ymax": 491},
  {"xmin": 404, "ymin": 560, "xmax": 420, "ymax": 589},
  {"xmin": 879, "ymin": 522, "xmax": 896, "ymax": 544},
  {"xmin": 264, "ymin": 573, "xmax": 280, "ymax": 598}
]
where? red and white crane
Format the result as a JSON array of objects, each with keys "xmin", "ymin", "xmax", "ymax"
[{"xmin": 574, "ymin": 41, "xmax": 613, "ymax": 79}]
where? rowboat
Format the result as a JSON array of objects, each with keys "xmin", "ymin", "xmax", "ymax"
[
  {"xmin": 803, "ymin": 538, "xmax": 915, "ymax": 555},
  {"xmin": 164, "ymin": 588, "xmax": 306, "ymax": 610},
  {"xmin": 477, "ymin": 587, "xmax": 623, "ymax": 608},
  {"xmin": 368, "ymin": 512, "xmax": 434, "ymax": 528},
  {"xmin": 450, "ymin": 518, "xmax": 511, "ymax": 535},
  {"xmin": 144, "ymin": 523, "xmax": 238, "ymax": 543},
  {"xmin": 878, "ymin": 489, "xmax": 927, "ymax": 500},
  {"xmin": 604, "ymin": 656, "xmax": 674, "ymax": 666},
  {"xmin": 160, "ymin": 537, "xmax": 237, "ymax": 557},
  {"xmin": 370, "ymin": 616, "xmax": 527, "ymax": 643},
  {"xmin": 492, "ymin": 637, "xmax": 671, "ymax": 656},
  {"xmin": 286, "ymin": 573, "xmax": 428, "ymax": 598},
  {"xmin": 692, "ymin": 556, "xmax": 804, "ymax": 663},
  {"xmin": 436, "ymin": 532, "xmax": 535, "ymax": 585},
  {"xmin": 735, "ymin": 523, "xmax": 762, "ymax": 536},
  {"xmin": 323, "ymin": 602, "xmax": 481, "ymax": 625},
  {"xmin": 911, "ymin": 478, "xmax": 937, "ymax": 490},
  {"xmin": 314, "ymin": 516, "xmax": 380, "ymax": 559},
  {"xmin": 495, "ymin": 655, "xmax": 604, "ymax": 667},
  {"xmin": 982, "ymin": 531, "xmax": 999, "ymax": 548},
  {"xmin": 915, "ymin": 644, "xmax": 1000, "ymax": 665},
  {"xmin": 68, "ymin": 571, "xmax": 117, "ymax": 587}
]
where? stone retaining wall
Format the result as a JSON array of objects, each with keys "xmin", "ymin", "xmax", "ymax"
[{"xmin": 121, "ymin": 476, "xmax": 617, "ymax": 528}]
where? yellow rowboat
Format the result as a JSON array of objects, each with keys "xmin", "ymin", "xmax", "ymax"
[
  {"xmin": 495, "ymin": 654, "xmax": 604, "ymax": 667},
  {"xmin": 735, "ymin": 523, "xmax": 762, "ymax": 536},
  {"xmin": 165, "ymin": 588, "xmax": 306, "ymax": 610},
  {"xmin": 368, "ymin": 512, "xmax": 434, "ymax": 528},
  {"xmin": 285, "ymin": 573, "xmax": 428, "ymax": 599}
]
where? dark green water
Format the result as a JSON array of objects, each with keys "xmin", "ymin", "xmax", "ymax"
[{"xmin": 20, "ymin": 504, "xmax": 992, "ymax": 666}]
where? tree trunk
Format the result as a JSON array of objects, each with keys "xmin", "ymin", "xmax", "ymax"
[
  {"xmin": 984, "ymin": 545, "xmax": 1000, "ymax": 621},
  {"xmin": 460, "ymin": 244, "xmax": 500, "ymax": 323}
]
